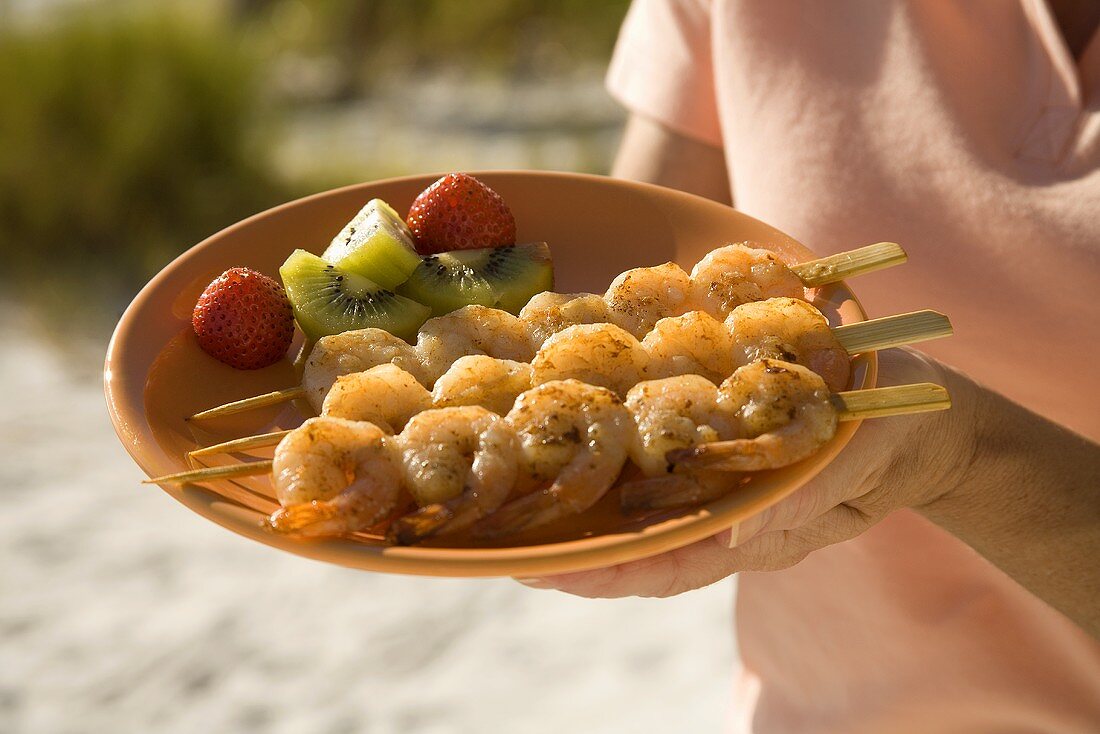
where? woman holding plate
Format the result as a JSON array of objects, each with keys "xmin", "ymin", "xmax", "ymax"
[{"xmin": 520, "ymin": 1, "xmax": 1100, "ymax": 731}]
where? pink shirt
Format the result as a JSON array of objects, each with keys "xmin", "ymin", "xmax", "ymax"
[{"xmin": 608, "ymin": 1, "xmax": 1100, "ymax": 731}]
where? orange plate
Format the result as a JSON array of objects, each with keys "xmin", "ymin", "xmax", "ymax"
[{"xmin": 104, "ymin": 171, "xmax": 876, "ymax": 577}]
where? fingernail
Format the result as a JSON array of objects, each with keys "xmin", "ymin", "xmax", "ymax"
[
  {"xmin": 514, "ymin": 577, "xmax": 553, "ymax": 588},
  {"xmin": 726, "ymin": 524, "xmax": 740, "ymax": 549}
]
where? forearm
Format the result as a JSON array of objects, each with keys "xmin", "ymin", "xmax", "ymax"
[
  {"xmin": 917, "ymin": 369, "xmax": 1100, "ymax": 637},
  {"xmin": 611, "ymin": 114, "xmax": 732, "ymax": 205}
]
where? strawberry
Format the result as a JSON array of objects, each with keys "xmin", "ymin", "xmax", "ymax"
[
  {"xmin": 192, "ymin": 267, "xmax": 294, "ymax": 370},
  {"xmin": 406, "ymin": 173, "xmax": 516, "ymax": 254}
]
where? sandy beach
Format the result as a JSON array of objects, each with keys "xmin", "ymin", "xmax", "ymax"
[{"xmin": 1, "ymin": 314, "xmax": 735, "ymax": 733}]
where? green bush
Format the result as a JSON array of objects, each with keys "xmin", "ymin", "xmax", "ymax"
[{"xmin": 0, "ymin": 10, "xmax": 297, "ymax": 329}]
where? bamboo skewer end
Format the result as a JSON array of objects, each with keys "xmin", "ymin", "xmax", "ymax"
[
  {"xmin": 188, "ymin": 387, "xmax": 307, "ymax": 421},
  {"xmin": 833, "ymin": 310, "xmax": 953, "ymax": 354},
  {"xmin": 792, "ymin": 242, "xmax": 907, "ymax": 287},
  {"xmin": 144, "ymin": 460, "xmax": 275, "ymax": 486}
]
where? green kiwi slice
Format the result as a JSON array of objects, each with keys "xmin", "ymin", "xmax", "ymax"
[
  {"xmin": 398, "ymin": 242, "xmax": 554, "ymax": 317},
  {"xmin": 280, "ymin": 249, "xmax": 430, "ymax": 342},
  {"xmin": 321, "ymin": 199, "xmax": 421, "ymax": 290}
]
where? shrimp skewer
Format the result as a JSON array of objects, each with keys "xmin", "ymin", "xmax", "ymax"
[
  {"xmin": 387, "ymin": 407, "xmax": 519, "ymax": 544},
  {"xmin": 621, "ymin": 362, "xmax": 951, "ymax": 510},
  {"xmin": 189, "ymin": 305, "xmax": 951, "ymax": 456},
  {"xmin": 188, "ymin": 242, "xmax": 905, "ymax": 420},
  {"xmin": 266, "ymin": 417, "xmax": 404, "ymax": 537},
  {"xmin": 147, "ymin": 368, "xmax": 950, "ymax": 539},
  {"xmin": 473, "ymin": 380, "xmax": 635, "ymax": 537}
]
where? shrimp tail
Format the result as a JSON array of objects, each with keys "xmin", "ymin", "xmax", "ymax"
[
  {"xmin": 387, "ymin": 504, "xmax": 455, "ymax": 545},
  {"xmin": 667, "ymin": 439, "xmax": 778, "ymax": 473},
  {"xmin": 473, "ymin": 490, "xmax": 564, "ymax": 538},
  {"xmin": 267, "ymin": 500, "xmax": 349, "ymax": 538},
  {"xmin": 619, "ymin": 473, "xmax": 736, "ymax": 512}
]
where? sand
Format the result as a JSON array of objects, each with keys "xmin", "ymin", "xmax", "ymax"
[{"xmin": 0, "ymin": 316, "xmax": 735, "ymax": 733}]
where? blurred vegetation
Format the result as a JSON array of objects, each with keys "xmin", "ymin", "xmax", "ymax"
[{"xmin": 0, "ymin": 0, "xmax": 629, "ymax": 338}]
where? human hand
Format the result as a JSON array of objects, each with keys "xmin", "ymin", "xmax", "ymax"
[{"xmin": 516, "ymin": 348, "xmax": 976, "ymax": 598}]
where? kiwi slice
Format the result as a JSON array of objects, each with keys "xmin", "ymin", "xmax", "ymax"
[
  {"xmin": 321, "ymin": 199, "xmax": 421, "ymax": 290},
  {"xmin": 398, "ymin": 242, "xmax": 554, "ymax": 317},
  {"xmin": 280, "ymin": 249, "xmax": 430, "ymax": 342}
]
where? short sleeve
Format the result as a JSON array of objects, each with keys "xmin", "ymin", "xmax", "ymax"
[{"xmin": 606, "ymin": 0, "xmax": 722, "ymax": 146}]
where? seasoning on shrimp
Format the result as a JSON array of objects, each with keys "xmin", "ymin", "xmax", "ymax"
[
  {"xmin": 268, "ymin": 417, "xmax": 403, "ymax": 537},
  {"xmin": 321, "ymin": 363, "xmax": 432, "ymax": 432},
  {"xmin": 531, "ymin": 323, "xmax": 650, "ymax": 398},
  {"xmin": 474, "ymin": 379, "xmax": 633, "ymax": 537},
  {"xmin": 603, "ymin": 262, "xmax": 693, "ymax": 338},
  {"xmin": 431, "ymin": 355, "xmax": 533, "ymax": 416},
  {"xmin": 415, "ymin": 305, "xmax": 535, "ymax": 385},
  {"xmin": 689, "ymin": 243, "xmax": 805, "ymax": 318},
  {"xmin": 519, "ymin": 291, "xmax": 613, "ymax": 347},
  {"xmin": 389, "ymin": 406, "xmax": 519, "ymax": 543}
]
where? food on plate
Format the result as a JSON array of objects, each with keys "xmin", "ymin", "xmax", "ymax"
[
  {"xmin": 530, "ymin": 323, "xmax": 651, "ymax": 398},
  {"xmin": 405, "ymin": 172, "xmax": 517, "ymax": 254},
  {"xmin": 472, "ymin": 380, "xmax": 634, "ymax": 539},
  {"xmin": 191, "ymin": 267, "xmax": 295, "ymax": 370},
  {"xmin": 642, "ymin": 311, "xmax": 739, "ymax": 386},
  {"xmin": 706, "ymin": 359, "xmax": 838, "ymax": 471},
  {"xmin": 301, "ymin": 327, "xmax": 430, "ymax": 408},
  {"xmin": 430, "ymin": 356, "xmax": 533, "ymax": 416},
  {"xmin": 267, "ymin": 417, "xmax": 402, "ymax": 538},
  {"xmin": 320, "ymin": 198, "xmax": 422, "ymax": 289},
  {"xmin": 279, "ymin": 249, "xmax": 431, "ymax": 342},
  {"xmin": 414, "ymin": 305, "xmax": 536, "ymax": 384},
  {"xmin": 604, "ymin": 261, "xmax": 693, "ymax": 338},
  {"xmin": 398, "ymin": 242, "xmax": 553, "ymax": 317},
  {"xmin": 157, "ymin": 359, "xmax": 951, "ymax": 542},
  {"xmin": 320, "ymin": 364, "xmax": 432, "ymax": 434},
  {"xmin": 395, "ymin": 406, "xmax": 518, "ymax": 512},
  {"xmin": 725, "ymin": 297, "xmax": 850, "ymax": 392},
  {"xmin": 519, "ymin": 291, "xmax": 613, "ymax": 345},
  {"xmin": 689, "ymin": 243, "xmax": 806, "ymax": 318},
  {"xmin": 624, "ymin": 374, "xmax": 739, "ymax": 478},
  {"xmin": 190, "ymin": 297, "xmax": 947, "ymax": 423}
]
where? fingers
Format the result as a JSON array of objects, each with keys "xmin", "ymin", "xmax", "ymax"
[
  {"xmin": 517, "ymin": 530, "xmax": 737, "ymax": 598},
  {"xmin": 520, "ymin": 500, "xmax": 882, "ymax": 598},
  {"xmin": 725, "ymin": 502, "xmax": 877, "ymax": 572}
]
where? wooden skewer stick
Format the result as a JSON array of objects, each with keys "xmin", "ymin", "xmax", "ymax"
[
  {"xmin": 668, "ymin": 382, "xmax": 950, "ymax": 471},
  {"xmin": 188, "ymin": 430, "xmax": 293, "ymax": 458},
  {"xmin": 186, "ymin": 309, "xmax": 953, "ymax": 457},
  {"xmin": 829, "ymin": 382, "xmax": 951, "ymax": 420},
  {"xmin": 143, "ymin": 460, "xmax": 274, "ymax": 486},
  {"xmin": 790, "ymin": 242, "xmax": 907, "ymax": 287},
  {"xmin": 832, "ymin": 310, "xmax": 952, "ymax": 354},
  {"xmin": 188, "ymin": 387, "xmax": 306, "ymax": 421}
]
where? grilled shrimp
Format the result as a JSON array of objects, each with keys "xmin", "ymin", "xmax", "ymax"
[
  {"xmin": 712, "ymin": 359, "xmax": 838, "ymax": 470},
  {"xmin": 604, "ymin": 262, "xmax": 693, "ymax": 338},
  {"xmin": 321, "ymin": 364, "xmax": 432, "ymax": 433},
  {"xmin": 725, "ymin": 297, "xmax": 851, "ymax": 391},
  {"xmin": 268, "ymin": 417, "xmax": 403, "ymax": 537},
  {"xmin": 431, "ymin": 355, "xmax": 533, "ymax": 416},
  {"xmin": 416, "ymin": 305, "xmax": 535, "ymax": 385},
  {"xmin": 302, "ymin": 329, "xmax": 428, "ymax": 411},
  {"xmin": 689, "ymin": 243, "xmax": 805, "ymax": 318},
  {"xmin": 642, "ymin": 311, "xmax": 739, "ymax": 385},
  {"xmin": 393, "ymin": 404, "xmax": 517, "ymax": 515},
  {"xmin": 530, "ymin": 323, "xmax": 650, "ymax": 398},
  {"xmin": 519, "ymin": 292, "xmax": 613, "ymax": 346},
  {"xmin": 475, "ymin": 380, "xmax": 633, "ymax": 536},
  {"xmin": 623, "ymin": 375, "xmax": 739, "ymax": 477}
]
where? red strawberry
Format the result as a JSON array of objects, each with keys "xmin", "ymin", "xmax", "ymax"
[
  {"xmin": 406, "ymin": 173, "xmax": 516, "ymax": 254},
  {"xmin": 192, "ymin": 268, "xmax": 294, "ymax": 370}
]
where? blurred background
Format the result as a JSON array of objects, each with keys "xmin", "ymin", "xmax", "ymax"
[{"xmin": 0, "ymin": 1, "xmax": 734, "ymax": 731}]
